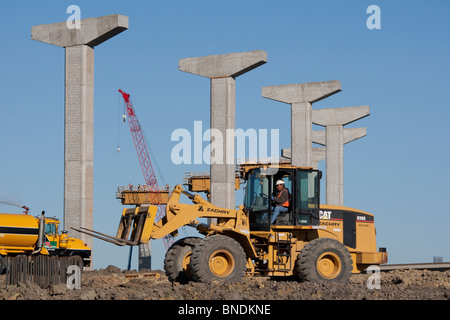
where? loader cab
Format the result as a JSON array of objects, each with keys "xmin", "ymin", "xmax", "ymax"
[{"xmin": 244, "ymin": 167, "xmax": 320, "ymax": 231}]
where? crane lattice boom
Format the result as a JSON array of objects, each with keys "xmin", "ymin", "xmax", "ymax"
[{"xmin": 118, "ymin": 89, "xmax": 174, "ymax": 250}]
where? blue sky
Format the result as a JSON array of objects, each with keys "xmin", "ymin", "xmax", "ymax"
[{"xmin": 0, "ymin": 1, "xmax": 449, "ymax": 270}]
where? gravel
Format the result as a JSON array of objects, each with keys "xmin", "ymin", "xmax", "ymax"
[{"xmin": 1, "ymin": 266, "xmax": 450, "ymax": 300}]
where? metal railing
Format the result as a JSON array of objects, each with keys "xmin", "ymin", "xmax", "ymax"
[{"xmin": 116, "ymin": 185, "xmax": 170, "ymax": 198}]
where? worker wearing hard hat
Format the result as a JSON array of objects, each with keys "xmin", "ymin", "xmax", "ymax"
[{"xmin": 271, "ymin": 180, "xmax": 290, "ymax": 224}]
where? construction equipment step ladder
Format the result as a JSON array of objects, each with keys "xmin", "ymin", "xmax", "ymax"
[{"xmin": 275, "ymin": 232, "xmax": 293, "ymax": 273}]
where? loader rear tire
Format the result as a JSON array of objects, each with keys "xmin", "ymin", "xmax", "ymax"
[
  {"xmin": 190, "ymin": 235, "xmax": 246, "ymax": 283},
  {"xmin": 296, "ymin": 238, "xmax": 353, "ymax": 283},
  {"xmin": 164, "ymin": 237, "xmax": 202, "ymax": 284}
]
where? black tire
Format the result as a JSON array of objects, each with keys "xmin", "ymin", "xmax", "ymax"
[
  {"xmin": 0, "ymin": 255, "xmax": 5, "ymax": 274},
  {"xmin": 190, "ymin": 235, "xmax": 246, "ymax": 283},
  {"xmin": 164, "ymin": 237, "xmax": 202, "ymax": 284},
  {"xmin": 296, "ymin": 238, "xmax": 353, "ymax": 283}
]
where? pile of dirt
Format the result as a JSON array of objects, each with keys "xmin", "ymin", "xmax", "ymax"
[{"xmin": 0, "ymin": 266, "xmax": 449, "ymax": 300}]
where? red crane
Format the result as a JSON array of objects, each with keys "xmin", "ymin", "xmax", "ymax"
[{"xmin": 118, "ymin": 89, "xmax": 174, "ymax": 250}]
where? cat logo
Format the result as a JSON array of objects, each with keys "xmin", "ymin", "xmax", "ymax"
[{"xmin": 319, "ymin": 210, "xmax": 331, "ymax": 220}]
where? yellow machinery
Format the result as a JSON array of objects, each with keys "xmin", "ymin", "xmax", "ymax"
[
  {"xmin": 114, "ymin": 172, "xmax": 241, "ymax": 206},
  {"xmin": 79, "ymin": 162, "xmax": 387, "ymax": 283},
  {"xmin": 183, "ymin": 172, "xmax": 242, "ymax": 196},
  {"xmin": 0, "ymin": 210, "xmax": 91, "ymax": 272},
  {"xmin": 116, "ymin": 185, "xmax": 170, "ymax": 205}
]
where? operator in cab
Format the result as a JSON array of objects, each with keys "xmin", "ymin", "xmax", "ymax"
[{"xmin": 271, "ymin": 180, "xmax": 290, "ymax": 224}]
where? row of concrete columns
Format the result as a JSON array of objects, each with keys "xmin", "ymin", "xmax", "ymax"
[
  {"xmin": 179, "ymin": 53, "xmax": 370, "ymax": 208},
  {"xmin": 282, "ymin": 106, "xmax": 369, "ymax": 206}
]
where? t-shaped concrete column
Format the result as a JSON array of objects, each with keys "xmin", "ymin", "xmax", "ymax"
[
  {"xmin": 31, "ymin": 14, "xmax": 128, "ymax": 252},
  {"xmin": 282, "ymin": 146, "xmax": 325, "ymax": 169},
  {"xmin": 262, "ymin": 81, "xmax": 341, "ymax": 167},
  {"xmin": 179, "ymin": 50, "xmax": 267, "ymax": 209},
  {"xmin": 312, "ymin": 106, "xmax": 370, "ymax": 206}
]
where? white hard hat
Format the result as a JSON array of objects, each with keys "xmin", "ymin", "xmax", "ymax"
[{"xmin": 275, "ymin": 180, "xmax": 285, "ymax": 185}]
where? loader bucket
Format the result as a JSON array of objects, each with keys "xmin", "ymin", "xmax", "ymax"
[{"xmin": 72, "ymin": 205, "xmax": 157, "ymax": 246}]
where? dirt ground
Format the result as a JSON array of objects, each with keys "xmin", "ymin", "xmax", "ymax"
[{"xmin": 1, "ymin": 266, "xmax": 450, "ymax": 301}]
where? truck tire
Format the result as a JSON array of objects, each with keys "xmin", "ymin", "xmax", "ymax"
[
  {"xmin": 190, "ymin": 235, "xmax": 246, "ymax": 283},
  {"xmin": 296, "ymin": 238, "xmax": 353, "ymax": 283},
  {"xmin": 164, "ymin": 237, "xmax": 202, "ymax": 284},
  {"xmin": 0, "ymin": 255, "xmax": 5, "ymax": 274}
]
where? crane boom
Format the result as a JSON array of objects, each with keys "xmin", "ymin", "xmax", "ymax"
[{"xmin": 118, "ymin": 89, "xmax": 174, "ymax": 250}]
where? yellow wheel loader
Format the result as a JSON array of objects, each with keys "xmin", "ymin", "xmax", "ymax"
[{"xmin": 77, "ymin": 163, "xmax": 387, "ymax": 283}]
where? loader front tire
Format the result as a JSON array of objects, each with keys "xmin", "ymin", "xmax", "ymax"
[
  {"xmin": 296, "ymin": 238, "xmax": 353, "ymax": 283},
  {"xmin": 190, "ymin": 235, "xmax": 246, "ymax": 283},
  {"xmin": 164, "ymin": 237, "xmax": 202, "ymax": 284}
]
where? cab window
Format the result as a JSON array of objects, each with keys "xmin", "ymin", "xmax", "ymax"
[
  {"xmin": 45, "ymin": 223, "xmax": 57, "ymax": 235},
  {"xmin": 245, "ymin": 169, "xmax": 271, "ymax": 228},
  {"xmin": 295, "ymin": 170, "xmax": 319, "ymax": 225},
  {"xmin": 244, "ymin": 169, "xmax": 270, "ymax": 214}
]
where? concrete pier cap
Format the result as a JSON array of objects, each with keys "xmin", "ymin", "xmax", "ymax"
[
  {"xmin": 312, "ymin": 127, "xmax": 368, "ymax": 146},
  {"xmin": 261, "ymin": 80, "xmax": 342, "ymax": 104},
  {"xmin": 31, "ymin": 14, "xmax": 129, "ymax": 47},
  {"xmin": 312, "ymin": 105, "xmax": 370, "ymax": 127},
  {"xmin": 179, "ymin": 50, "xmax": 267, "ymax": 78}
]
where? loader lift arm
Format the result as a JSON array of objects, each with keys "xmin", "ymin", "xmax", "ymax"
[{"xmin": 74, "ymin": 185, "xmax": 257, "ymax": 258}]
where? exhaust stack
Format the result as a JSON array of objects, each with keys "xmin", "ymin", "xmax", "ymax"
[{"xmin": 32, "ymin": 211, "xmax": 45, "ymax": 254}]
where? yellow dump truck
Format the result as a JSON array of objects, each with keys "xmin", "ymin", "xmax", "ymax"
[{"xmin": 0, "ymin": 210, "xmax": 91, "ymax": 273}]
